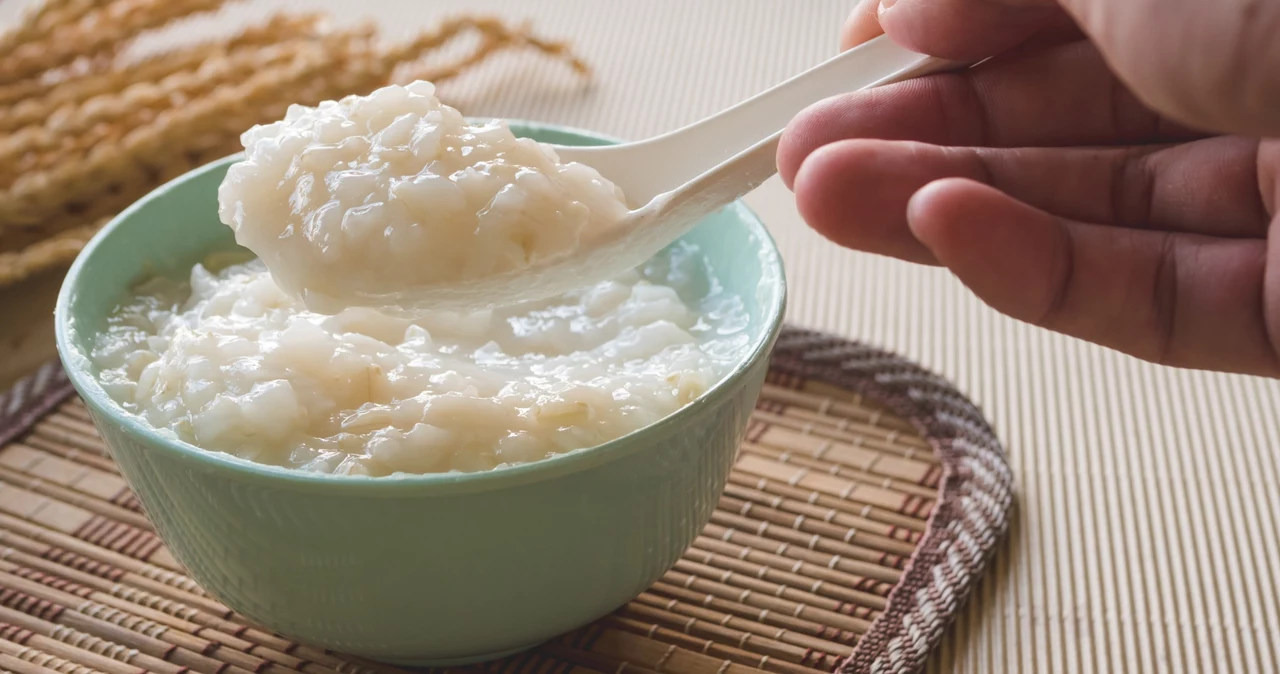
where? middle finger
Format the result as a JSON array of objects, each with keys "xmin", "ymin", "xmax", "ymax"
[{"xmin": 791, "ymin": 135, "xmax": 1267, "ymax": 264}]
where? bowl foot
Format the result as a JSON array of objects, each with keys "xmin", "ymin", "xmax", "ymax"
[{"xmin": 373, "ymin": 641, "xmax": 545, "ymax": 667}]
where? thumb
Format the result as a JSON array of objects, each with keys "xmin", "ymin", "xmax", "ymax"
[{"xmin": 872, "ymin": 0, "xmax": 1058, "ymax": 61}]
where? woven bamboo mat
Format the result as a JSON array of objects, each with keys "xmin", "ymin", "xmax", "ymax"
[{"xmin": 0, "ymin": 328, "xmax": 1012, "ymax": 674}]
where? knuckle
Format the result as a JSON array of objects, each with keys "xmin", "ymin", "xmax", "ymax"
[{"xmin": 1110, "ymin": 149, "xmax": 1157, "ymax": 229}]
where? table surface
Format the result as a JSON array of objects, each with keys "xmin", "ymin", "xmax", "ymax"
[{"xmin": 2, "ymin": 2, "xmax": 1279, "ymax": 672}]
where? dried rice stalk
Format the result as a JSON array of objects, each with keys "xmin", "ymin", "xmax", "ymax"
[
  {"xmin": 0, "ymin": 0, "xmax": 230, "ymax": 84},
  {"xmin": 0, "ymin": 41, "xmax": 319, "ymax": 175},
  {"xmin": 0, "ymin": 173, "xmax": 157, "ymax": 257},
  {"xmin": 0, "ymin": 13, "xmax": 324, "ymax": 110},
  {"xmin": 0, "ymin": 134, "xmax": 240, "ymax": 260},
  {"xmin": 386, "ymin": 16, "xmax": 590, "ymax": 83},
  {"xmin": 0, "ymin": 0, "xmax": 589, "ymax": 285},
  {"xmin": 0, "ymin": 0, "xmax": 97, "ymax": 63},
  {"xmin": 0, "ymin": 219, "xmax": 105, "ymax": 287},
  {"xmin": 0, "ymin": 45, "xmax": 339, "ymax": 227}
]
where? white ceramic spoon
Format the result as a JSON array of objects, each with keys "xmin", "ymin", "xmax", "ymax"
[{"xmin": 411, "ymin": 36, "xmax": 962, "ymax": 310}]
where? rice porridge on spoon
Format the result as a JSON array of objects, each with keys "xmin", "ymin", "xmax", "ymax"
[{"xmin": 218, "ymin": 80, "xmax": 631, "ymax": 314}]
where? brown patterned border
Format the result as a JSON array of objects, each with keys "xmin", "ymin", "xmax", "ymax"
[
  {"xmin": 0, "ymin": 361, "xmax": 73, "ymax": 451},
  {"xmin": 2, "ymin": 326, "xmax": 1013, "ymax": 673},
  {"xmin": 765, "ymin": 328, "xmax": 1013, "ymax": 674}
]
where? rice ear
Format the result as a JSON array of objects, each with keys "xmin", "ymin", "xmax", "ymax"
[
  {"xmin": 0, "ymin": 0, "xmax": 232, "ymax": 85},
  {"xmin": 0, "ymin": 219, "xmax": 106, "ymax": 286}
]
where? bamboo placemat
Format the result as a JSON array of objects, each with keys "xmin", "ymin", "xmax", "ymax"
[{"xmin": 0, "ymin": 327, "xmax": 1011, "ymax": 674}]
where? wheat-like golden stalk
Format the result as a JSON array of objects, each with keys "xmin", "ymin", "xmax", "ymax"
[
  {"xmin": 0, "ymin": 45, "xmax": 341, "ymax": 227},
  {"xmin": 0, "ymin": 41, "xmax": 333, "ymax": 176},
  {"xmin": 385, "ymin": 16, "xmax": 591, "ymax": 82},
  {"xmin": 0, "ymin": 44, "xmax": 320, "ymax": 178},
  {"xmin": 0, "ymin": 219, "xmax": 105, "ymax": 286},
  {"xmin": 0, "ymin": 13, "xmax": 324, "ymax": 111},
  {"xmin": 0, "ymin": 0, "xmax": 589, "ymax": 286},
  {"xmin": 0, "ymin": 0, "xmax": 97, "ymax": 64},
  {"xmin": 0, "ymin": 0, "xmax": 230, "ymax": 84}
]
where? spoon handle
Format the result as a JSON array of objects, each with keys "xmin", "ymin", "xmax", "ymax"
[
  {"xmin": 565, "ymin": 36, "xmax": 965, "ymax": 208},
  {"xmin": 668, "ymin": 35, "xmax": 960, "ymax": 175}
]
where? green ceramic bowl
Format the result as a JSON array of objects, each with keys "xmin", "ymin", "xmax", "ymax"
[{"xmin": 54, "ymin": 122, "xmax": 787, "ymax": 665}]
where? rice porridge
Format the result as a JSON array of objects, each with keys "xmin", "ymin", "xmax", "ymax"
[
  {"xmin": 90, "ymin": 244, "xmax": 750, "ymax": 476},
  {"xmin": 218, "ymin": 80, "xmax": 631, "ymax": 314},
  {"xmin": 89, "ymin": 80, "xmax": 751, "ymax": 476}
]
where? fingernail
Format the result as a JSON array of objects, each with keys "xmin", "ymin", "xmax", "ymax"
[{"xmin": 877, "ymin": 0, "xmax": 897, "ymax": 16}]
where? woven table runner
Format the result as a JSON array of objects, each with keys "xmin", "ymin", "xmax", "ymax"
[{"xmin": 0, "ymin": 326, "xmax": 1012, "ymax": 674}]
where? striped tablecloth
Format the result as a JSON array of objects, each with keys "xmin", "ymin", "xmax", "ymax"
[{"xmin": 4, "ymin": 1, "xmax": 1278, "ymax": 671}]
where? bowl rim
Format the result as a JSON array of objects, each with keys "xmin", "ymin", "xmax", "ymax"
[{"xmin": 55, "ymin": 119, "xmax": 788, "ymax": 496}]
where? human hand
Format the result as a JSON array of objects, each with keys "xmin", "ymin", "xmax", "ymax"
[{"xmin": 778, "ymin": 0, "xmax": 1280, "ymax": 376}]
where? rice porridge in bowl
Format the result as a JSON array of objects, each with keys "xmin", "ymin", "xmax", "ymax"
[
  {"xmin": 90, "ymin": 245, "xmax": 749, "ymax": 476},
  {"xmin": 87, "ymin": 81, "xmax": 751, "ymax": 476}
]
